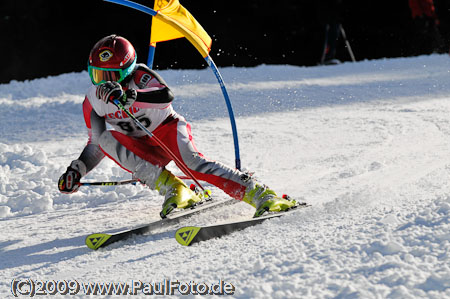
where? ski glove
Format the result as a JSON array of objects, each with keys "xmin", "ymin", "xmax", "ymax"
[
  {"xmin": 96, "ymin": 81, "xmax": 124, "ymax": 103},
  {"xmin": 58, "ymin": 167, "xmax": 81, "ymax": 194},
  {"xmin": 121, "ymin": 88, "xmax": 137, "ymax": 108}
]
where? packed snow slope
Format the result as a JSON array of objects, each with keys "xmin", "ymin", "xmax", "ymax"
[{"xmin": 1, "ymin": 55, "xmax": 450, "ymax": 298}]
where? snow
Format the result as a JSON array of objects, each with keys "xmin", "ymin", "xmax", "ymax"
[{"xmin": 1, "ymin": 54, "xmax": 450, "ymax": 298}]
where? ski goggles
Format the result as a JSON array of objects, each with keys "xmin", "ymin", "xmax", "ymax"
[{"xmin": 88, "ymin": 58, "xmax": 136, "ymax": 85}]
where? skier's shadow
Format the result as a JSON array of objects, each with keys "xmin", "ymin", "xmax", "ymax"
[
  {"xmin": 0, "ymin": 228, "xmax": 173, "ymax": 271},
  {"xmin": 0, "ymin": 235, "xmax": 87, "ymax": 270}
]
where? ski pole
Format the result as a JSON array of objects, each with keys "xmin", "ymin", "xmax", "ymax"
[
  {"xmin": 80, "ymin": 179, "xmax": 138, "ymax": 186},
  {"xmin": 112, "ymin": 99, "xmax": 207, "ymax": 192},
  {"xmin": 340, "ymin": 25, "xmax": 356, "ymax": 62}
]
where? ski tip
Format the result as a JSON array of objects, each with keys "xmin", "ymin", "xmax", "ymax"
[
  {"xmin": 85, "ymin": 233, "xmax": 112, "ymax": 250},
  {"xmin": 175, "ymin": 226, "xmax": 201, "ymax": 246}
]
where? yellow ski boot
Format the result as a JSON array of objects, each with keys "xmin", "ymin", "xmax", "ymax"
[
  {"xmin": 243, "ymin": 183, "xmax": 296, "ymax": 217},
  {"xmin": 155, "ymin": 169, "xmax": 202, "ymax": 218}
]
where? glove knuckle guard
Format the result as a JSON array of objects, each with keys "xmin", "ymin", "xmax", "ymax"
[
  {"xmin": 58, "ymin": 167, "xmax": 81, "ymax": 193},
  {"xmin": 96, "ymin": 81, "xmax": 123, "ymax": 103}
]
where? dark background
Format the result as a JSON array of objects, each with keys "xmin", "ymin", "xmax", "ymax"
[{"xmin": 2, "ymin": 0, "xmax": 450, "ymax": 84}]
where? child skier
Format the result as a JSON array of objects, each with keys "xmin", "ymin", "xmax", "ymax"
[{"xmin": 58, "ymin": 35, "xmax": 296, "ymax": 218}]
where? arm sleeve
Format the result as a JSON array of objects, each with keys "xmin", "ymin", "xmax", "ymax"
[
  {"xmin": 72, "ymin": 97, "xmax": 106, "ymax": 176},
  {"xmin": 136, "ymin": 84, "xmax": 174, "ymax": 103},
  {"xmin": 132, "ymin": 65, "xmax": 174, "ymax": 105}
]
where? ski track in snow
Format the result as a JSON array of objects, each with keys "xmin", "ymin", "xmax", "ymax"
[{"xmin": 1, "ymin": 55, "xmax": 450, "ymax": 298}]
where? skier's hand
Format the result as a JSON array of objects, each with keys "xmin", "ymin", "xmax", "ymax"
[
  {"xmin": 120, "ymin": 88, "xmax": 137, "ymax": 108},
  {"xmin": 58, "ymin": 167, "xmax": 81, "ymax": 194},
  {"xmin": 96, "ymin": 81, "xmax": 123, "ymax": 103}
]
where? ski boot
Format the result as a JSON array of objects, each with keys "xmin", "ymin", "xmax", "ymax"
[
  {"xmin": 155, "ymin": 169, "xmax": 202, "ymax": 218},
  {"xmin": 243, "ymin": 183, "xmax": 296, "ymax": 217}
]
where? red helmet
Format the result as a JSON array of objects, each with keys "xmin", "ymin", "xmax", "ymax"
[{"xmin": 88, "ymin": 35, "xmax": 137, "ymax": 85}]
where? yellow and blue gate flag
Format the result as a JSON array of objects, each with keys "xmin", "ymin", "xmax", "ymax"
[{"xmin": 150, "ymin": 0, "xmax": 212, "ymax": 58}]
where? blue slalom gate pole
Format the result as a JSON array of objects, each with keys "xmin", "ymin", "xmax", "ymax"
[
  {"xmin": 147, "ymin": 44, "xmax": 156, "ymax": 69},
  {"xmin": 104, "ymin": 0, "xmax": 157, "ymax": 15},
  {"xmin": 104, "ymin": 0, "xmax": 241, "ymax": 170},
  {"xmin": 205, "ymin": 56, "xmax": 241, "ymax": 170}
]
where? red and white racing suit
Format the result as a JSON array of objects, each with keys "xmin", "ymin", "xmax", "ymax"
[{"xmin": 72, "ymin": 64, "xmax": 249, "ymax": 200}]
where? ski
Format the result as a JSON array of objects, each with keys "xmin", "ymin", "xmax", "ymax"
[
  {"xmin": 85, "ymin": 198, "xmax": 237, "ymax": 250},
  {"xmin": 175, "ymin": 203, "xmax": 310, "ymax": 246}
]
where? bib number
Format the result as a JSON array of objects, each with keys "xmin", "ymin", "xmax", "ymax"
[{"xmin": 117, "ymin": 116, "xmax": 151, "ymax": 133}]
